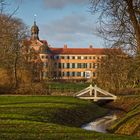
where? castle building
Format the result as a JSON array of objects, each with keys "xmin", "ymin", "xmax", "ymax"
[{"xmin": 22, "ymin": 22, "xmax": 115, "ymax": 81}]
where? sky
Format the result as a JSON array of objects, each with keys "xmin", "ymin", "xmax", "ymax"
[{"xmin": 6, "ymin": 0, "xmax": 104, "ymax": 48}]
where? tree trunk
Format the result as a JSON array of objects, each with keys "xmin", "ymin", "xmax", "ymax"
[
  {"xmin": 13, "ymin": 52, "xmax": 18, "ymax": 88},
  {"xmin": 126, "ymin": 0, "xmax": 140, "ymax": 53}
]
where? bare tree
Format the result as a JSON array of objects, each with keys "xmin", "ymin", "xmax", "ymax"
[
  {"xmin": 90, "ymin": 0, "xmax": 140, "ymax": 54},
  {"xmin": 0, "ymin": 0, "xmax": 28, "ymax": 88},
  {"xmin": 128, "ymin": 54, "xmax": 140, "ymax": 87},
  {"xmin": 96, "ymin": 49, "xmax": 130, "ymax": 91}
]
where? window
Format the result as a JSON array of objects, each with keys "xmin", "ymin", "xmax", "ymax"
[
  {"xmin": 83, "ymin": 63, "xmax": 87, "ymax": 68},
  {"xmin": 77, "ymin": 72, "xmax": 81, "ymax": 77},
  {"xmin": 58, "ymin": 63, "xmax": 61, "ymax": 68},
  {"xmin": 72, "ymin": 72, "xmax": 75, "ymax": 77},
  {"xmin": 89, "ymin": 56, "xmax": 92, "ymax": 59},
  {"xmin": 93, "ymin": 63, "xmax": 97, "ymax": 68},
  {"xmin": 83, "ymin": 72, "xmax": 85, "ymax": 77},
  {"xmin": 67, "ymin": 56, "xmax": 70, "ymax": 59},
  {"xmin": 67, "ymin": 63, "xmax": 70, "ymax": 68},
  {"xmin": 46, "ymin": 56, "xmax": 48, "ymax": 59},
  {"xmin": 42, "ymin": 55, "xmax": 45, "ymax": 59},
  {"xmin": 55, "ymin": 56, "xmax": 59, "ymax": 59},
  {"xmin": 93, "ymin": 72, "xmax": 96, "ymax": 77},
  {"xmin": 77, "ymin": 63, "xmax": 81, "ymax": 68},
  {"xmin": 72, "ymin": 56, "xmax": 75, "ymax": 59},
  {"xmin": 72, "ymin": 63, "xmax": 75, "ymax": 68},
  {"xmin": 61, "ymin": 56, "xmax": 64, "ymax": 59},
  {"xmin": 84, "ymin": 56, "xmax": 87, "ymax": 59},
  {"xmin": 67, "ymin": 72, "xmax": 70, "ymax": 77},
  {"xmin": 93, "ymin": 56, "xmax": 95, "ymax": 59},
  {"xmin": 77, "ymin": 56, "xmax": 81, "ymax": 59},
  {"xmin": 62, "ymin": 63, "xmax": 64, "ymax": 68}
]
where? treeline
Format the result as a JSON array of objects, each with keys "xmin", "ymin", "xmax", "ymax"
[
  {"xmin": 0, "ymin": 2, "xmax": 35, "ymax": 93},
  {"xmin": 96, "ymin": 50, "xmax": 140, "ymax": 92},
  {"xmin": 1, "ymin": 0, "xmax": 140, "ymax": 95},
  {"xmin": 90, "ymin": 0, "xmax": 140, "ymax": 93}
]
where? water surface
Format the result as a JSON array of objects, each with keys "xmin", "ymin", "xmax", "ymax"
[{"xmin": 82, "ymin": 114, "xmax": 117, "ymax": 133}]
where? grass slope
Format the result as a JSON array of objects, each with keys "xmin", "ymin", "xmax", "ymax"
[
  {"xmin": 108, "ymin": 96, "xmax": 140, "ymax": 137},
  {"xmin": 0, "ymin": 96, "xmax": 139, "ymax": 140}
]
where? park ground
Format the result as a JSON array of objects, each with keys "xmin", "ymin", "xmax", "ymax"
[{"xmin": 0, "ymin": 96, "xmax": 139, "ymax": 140}]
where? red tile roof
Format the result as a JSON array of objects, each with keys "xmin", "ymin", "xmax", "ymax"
[
  {"xmin": 40, "ymin": 40, "xmax": 48, "ymax": 46},
  {"xmin": 22, "ymin": 39, "xmax": 123, "ymax": 55},
  {"xmin": 50, "ymin": 48, "xmax": 113, "ymax": 55}
]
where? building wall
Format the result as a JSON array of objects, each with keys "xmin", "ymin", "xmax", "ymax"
[{"xmin": 40, "ymin": 54, "xmax": 105, "ymax": 80}]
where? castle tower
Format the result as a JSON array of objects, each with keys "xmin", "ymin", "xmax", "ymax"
[{"xmin": 31, "ymin": 21, "xmax": 39, "ymax": 40}]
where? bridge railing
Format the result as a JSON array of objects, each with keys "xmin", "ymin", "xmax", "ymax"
[
  {"xmin": 74, "ymin": 84, "xmax": 117, "ymax": 101},
  {"xmin": 74, "ymin": 86, "xmax": 90, "ymax": 97}
]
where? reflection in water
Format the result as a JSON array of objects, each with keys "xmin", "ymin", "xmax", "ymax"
[{"xmin": 82, "ymin": 114, "xmax": 117, "ymax": 133}]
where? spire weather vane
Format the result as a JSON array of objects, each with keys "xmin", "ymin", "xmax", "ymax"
[{"xmin": 34, "ymin": 14, "xmax": 37, "ymax": 22}]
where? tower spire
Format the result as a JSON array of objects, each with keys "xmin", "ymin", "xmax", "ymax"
[{"xmin": 31, "ymin": 14, "xmax": 39, "ymax": 40}]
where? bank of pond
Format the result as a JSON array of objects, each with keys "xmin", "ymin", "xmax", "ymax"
[{"xmin": 0, "ymin": 96, "xmax": 139, "ymax": 140}]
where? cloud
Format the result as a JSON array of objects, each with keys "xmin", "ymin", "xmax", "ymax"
[
  {"xmin": 43, "ymin": 0, "xmax": 89, "ymax": 9},
  {"xmin": 40, "ymin": 14, "xmax": 96, "ymax": 47},
  {"xmin": 42, "ymin": 14, "xmax": 94, "ymax": 34},
  {"xmin": 41, "ymin": 14, "xmax": 94, "ymax": 34}
]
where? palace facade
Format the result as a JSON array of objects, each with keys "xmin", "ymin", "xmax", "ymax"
[{"xmin": 22, "ymin": 22, "xmax": 114, "ymax": 81}]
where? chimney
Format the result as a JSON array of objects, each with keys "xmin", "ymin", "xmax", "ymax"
[
  {"xmin": 89, "ymin": 45, "xmax": 93, "ymax": 49},
  {"xmin": 64, "ymin": 44, "xmax": 67, "ymax": 49}
]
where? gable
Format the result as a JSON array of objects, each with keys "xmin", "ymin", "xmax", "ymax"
[{"xmin": 29, "ymin": 40, "xmax": 44, "ymax": 51}]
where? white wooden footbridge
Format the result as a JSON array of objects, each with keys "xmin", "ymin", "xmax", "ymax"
[{"xmin": 74, "ymin": 85, "xmax": 117, "ymax": 102}]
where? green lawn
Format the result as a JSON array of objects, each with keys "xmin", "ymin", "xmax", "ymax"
[
  {"xmin": 0, "ymin": 96, "xmax": 139, "ymax": 140},
  {"xmin": 44, "ymin": 82, "xmax": 90, "ymax": 94}
]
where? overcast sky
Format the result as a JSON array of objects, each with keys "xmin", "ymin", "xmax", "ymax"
[{"xmin": 9, "ymin": 0, "xmax": 104, "ymax": 48}]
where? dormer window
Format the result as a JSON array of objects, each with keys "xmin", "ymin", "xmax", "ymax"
[{"xmin": 42, "ymin": 55, "xmax": 45, "ymax": 59}]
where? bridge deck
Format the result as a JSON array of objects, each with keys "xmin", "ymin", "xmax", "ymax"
[{"xmin": 78, "ymin": 96, "xmax": 117, "ymax": 100}]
